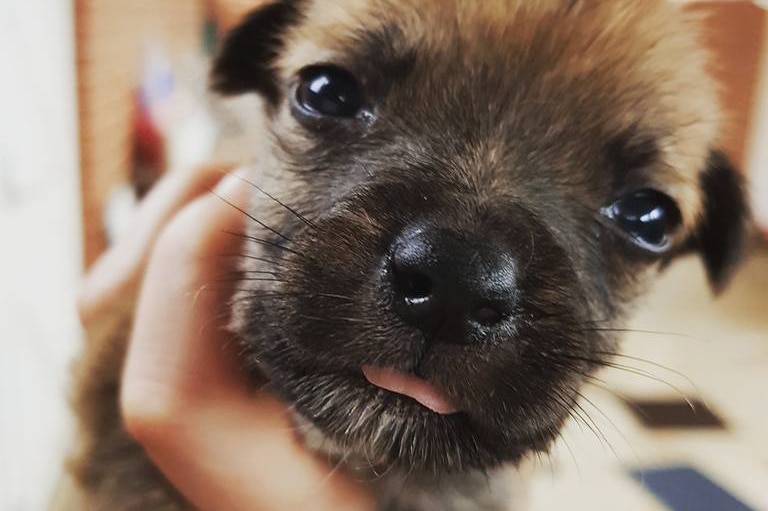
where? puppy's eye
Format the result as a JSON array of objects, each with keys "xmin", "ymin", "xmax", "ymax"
[
  {"xmin": 603, "ymin": 190, "xmax": 682, "ymax": 251},
  {"xmin": 296, "ymin": 66, "xmax": 363, "ymax": 117}
]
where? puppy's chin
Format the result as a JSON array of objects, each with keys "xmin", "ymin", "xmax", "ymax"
[
  {"xmin": 253, "ymin": 362, "xmax": 542, "ymax": 474},
  {"xmin": 243, "ymin": 330, "xmax": 588, "ymax": 475}
]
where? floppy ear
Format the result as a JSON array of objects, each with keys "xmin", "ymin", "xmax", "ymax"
[
  {"xmin": 211, "ymin": 0, "xmax": 304, "ymax": 103},
  {"xmin": 690, "ymin": 150, "xmax": 751, "ymax": 294}
]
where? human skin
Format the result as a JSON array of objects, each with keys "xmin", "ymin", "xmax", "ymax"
[{"xmin": 78, "ymin": 167, "xmax": 374, "ymax": 511}]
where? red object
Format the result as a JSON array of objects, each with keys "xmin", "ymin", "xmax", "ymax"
[{"xmin": 131, "ymin": 91, "xmax": 167, "ymax": 198}]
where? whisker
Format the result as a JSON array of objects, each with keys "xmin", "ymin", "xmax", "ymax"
[
  {"xmin": 224, "ymin": 269, "xmax": 283, "ymax": 277},
  {"xmin": 225, "ymin": 231, "xmax": 303, "ymax": 257},
  {"xmin": 575, "ymin": 389, "xmax": 640, "ymax": 465},
  {"xmin": 230, "ymin": 172, "xmax": 318, "ymax": 230},
  {"xmin": 230, "ymin": 291, "xmax": 357, "ymax": 304},
  {"xmin": 569, "ymin": 388, "xmax": 623, "ymax": 463},
  {"xmin": 556, "ymin": 354, "xmax": 696, "ymax": 411},
  {"xmin": 593, "ymin": 351, "xmax": 701, "ymax": 394},
  {"xmin": 528, "ymin": 399, "xmax": 575, "ymax": 473},
  {"xmin": 222, "ymin": 277, "xmax": 289, "ymax": 284},
  {"xmin": 552, "ymin": 388, "xmax": 608, "ymax": 453},
  {"xmin": 220, "ymin": 253, "xmax": 290, "ymax": 265},
  {"xmin": 544, "ymin": 396, "xmax": 584, "ymax": 481},
  {"xmin": 555, "ymin": 432, "xmax": 582, "ymax": 483},
  {"xmin": 210, "ymin": 189, "xmax": 293, "ymax": 242},
  {"xmin": 576, "ymin": 328, "xmax": 691, "ymax": 339},
  {"xmin": 298, "ymin": 314, "xmax": 367, "ymax": 324}
]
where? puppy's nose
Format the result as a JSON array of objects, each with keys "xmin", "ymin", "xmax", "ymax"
[{"xmin": 389, "ymin": 228, "xmax": 518, "ymax": 344}]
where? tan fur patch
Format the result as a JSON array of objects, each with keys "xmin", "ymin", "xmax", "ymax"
[{"xmin": 274, "ymin": 0, "xmax": 720, "ymax": 229}]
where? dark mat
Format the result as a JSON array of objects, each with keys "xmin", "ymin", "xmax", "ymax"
[
  {"xmin": 631, "ymin": 466, "xmax": 755, "ymax": 511},
  {"xmin": 625, "ymin": 399, "xmax": 726, "ymax": 430}
]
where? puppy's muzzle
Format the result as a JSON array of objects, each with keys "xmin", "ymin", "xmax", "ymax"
[{"xmin": 387, "ymin": 227, "xmax": 519, "ymax": 346}]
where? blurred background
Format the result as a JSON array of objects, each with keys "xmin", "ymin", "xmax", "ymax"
[{"xmin": 0, "ymin": 0, "xmax": 766, "ymax": 510}]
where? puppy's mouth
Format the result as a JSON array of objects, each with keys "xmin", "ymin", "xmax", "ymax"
[{"xmin": 362, "ymin": 365, "xmax": 460, "ymax": 415}]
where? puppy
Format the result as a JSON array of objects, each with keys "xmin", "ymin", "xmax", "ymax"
[{"xmin": 69, "ymin": 1, "xmax": 750, "ymax": 510}]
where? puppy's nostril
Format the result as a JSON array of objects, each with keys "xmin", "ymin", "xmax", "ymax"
[
  {"xmin": 399, "ymin": 272, "xmax": 433, "ymax": 302},
  {"xmin": 472, "ymin": 304, "xmax": 506, "ymax": 327}
]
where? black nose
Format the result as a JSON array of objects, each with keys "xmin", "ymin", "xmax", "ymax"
[{"xmin": 388, "ymin": 228, "xmax": 518, "ymax": 345}]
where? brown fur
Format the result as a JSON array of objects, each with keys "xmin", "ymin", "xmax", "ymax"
[
  {"xmin": 277, "ymin": 0, "xmax": 718, "ymax": 226},
  {"xmin": 65, "ymin": 1, "xmax": 748, "ymax": 510}
]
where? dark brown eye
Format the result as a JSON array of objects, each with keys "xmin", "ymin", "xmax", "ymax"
[
  {"xmin": 296, "ymin": 66, "xmax": 363, "ymax": 118},
  {"xmin": 603, "ymin": 190, "xmax": 682, "ymax": 252}
]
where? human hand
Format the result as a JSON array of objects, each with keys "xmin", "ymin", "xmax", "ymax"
[{"xmin": 78, "ymin": 168, "xmax": 374, "ymax": 511}]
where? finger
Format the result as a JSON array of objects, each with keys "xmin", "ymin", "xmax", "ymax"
[
  {"xmin": 123, "ymin": 172, "xmax": 251, "ymax": 408},
  {"xmin": 121, "ymin": 175, "xmax": 375, "ymax": 511},
  {"xmin": 78, "ymin": 164, "xmax": 232, "ymax": 334}
]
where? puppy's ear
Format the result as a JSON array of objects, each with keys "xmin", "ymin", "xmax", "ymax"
[
  {"xmin": 689, "ymin": 150, "xmax": 750, "ymax": 294},
  {"xmin": 211, "ymin": 0, "xmax": 304, "ymax": 103}
]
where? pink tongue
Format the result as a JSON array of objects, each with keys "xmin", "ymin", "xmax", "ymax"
[{"xmin": 362, "ymin": 366, "xmax": 459, "ymax": 415}]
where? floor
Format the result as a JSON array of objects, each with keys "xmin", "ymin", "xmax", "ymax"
[{"xmin": 526, "ymin": 248, "xmax": 768, "ymax": 511}]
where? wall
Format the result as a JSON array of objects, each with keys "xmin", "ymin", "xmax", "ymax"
[
  {"xmin": 748, "ymin": 23, "xmax": 768, "ymax": 233},
  {"xmin": 0, "ymin": 0, "xmax": 83, "ymax": 509},
  {"xmin": 76, "ymin": 0, "xmax": 206, "ymax": 265},
  {"xmin": 690, "ymin": 2, "xmax": 766, "ymax": 170}
]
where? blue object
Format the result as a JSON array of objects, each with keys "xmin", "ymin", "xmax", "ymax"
[{"xmin": 631, "ymin": 466, "xmax": 756, "ymax": 511}]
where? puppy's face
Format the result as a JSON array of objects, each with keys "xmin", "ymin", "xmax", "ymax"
[{"xmin": 215, "ymin": 0, "xmax": 749, "ymax": 474}]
